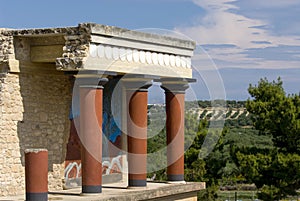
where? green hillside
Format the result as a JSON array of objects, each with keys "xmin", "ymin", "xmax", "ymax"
[
  {"xmin": 148, "ymin": 78, "xmax": 300, "ymax": 200},
  {"xmin": 147, "ymin": 100, "xmax": 274, "ymax": 200}
]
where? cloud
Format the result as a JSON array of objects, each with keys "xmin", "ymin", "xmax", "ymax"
[
  {"xmin": 192, "ymin": 0, "xmax": 238, "ymax": 11},
  {"xmin": 251, "ymin": 41, "xmax": 272, "ymax": 45},
  {"xmin": 244, "ymin": 45, "xmax": 300, "ymax": 61},
  {"xmin": 243, "ymin": 0, "xmax": 300, "ymax": 8},
  {"xmin": 180, "ymin": 0, "xmax": 273, "ymax": 49},
  {"xmin": 175, "ymin": 0, "xmax": 300, "ymax": 69}
]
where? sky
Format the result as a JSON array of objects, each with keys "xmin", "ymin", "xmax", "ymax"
[{"xmin": 1, "ymin": 0, "xmax": 299, "ymax": 100}]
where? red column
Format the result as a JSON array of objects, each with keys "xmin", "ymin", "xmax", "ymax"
[
  {"xmin": 79, "ymin": 78, "xmax": 107, "ymax": 194},
  {"xmin": 25, "ymin": 149, "xmax": 48, "ymax": 201},
  {"xmin": 124, "ymin": 79, "xmax": 151, "ymax": 187},
  {"xmin": 161, "ymin": 79, "xmax": 189, "ymax": 182},
  {"xmin": 165, "ymin": 92, "xmax": 185, "ymax": 181}
]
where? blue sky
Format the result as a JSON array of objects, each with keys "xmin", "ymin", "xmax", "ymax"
[{"xmin": 1, "ymin": 0, "xmax": 299, "ymax": 100}]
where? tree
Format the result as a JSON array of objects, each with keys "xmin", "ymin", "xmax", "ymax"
[
  {"xmin": 244, "ymin": 77, "xmax": 300, "ymax": 199},
  {"xmin": 235, "ymin": 150, "xmax": 300, "ymax": 200},
  {"xmin": 246, "ymin": 77, "xmax": 300, "ymax": 153}
]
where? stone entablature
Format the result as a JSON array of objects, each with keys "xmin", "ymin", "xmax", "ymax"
[
  {"xmin": 0, "ymin": 23, "xmax": 195, "ymax": 78},
  {"xmin": 59, "ymin": 23, "xmax": 195, "ymax": 78},
  {"xmin": 89, "ymin": 44, "xmax": 192, "ymax": 69}
]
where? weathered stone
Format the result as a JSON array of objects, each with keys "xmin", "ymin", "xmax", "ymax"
[{"xmin": 0, "ymin": 72, "xmax": 71, "ymax": 196}]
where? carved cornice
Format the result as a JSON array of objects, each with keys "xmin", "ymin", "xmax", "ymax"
[{"xmin": 88, "ymin": 43, "xmax": 192, "ymax": 69}]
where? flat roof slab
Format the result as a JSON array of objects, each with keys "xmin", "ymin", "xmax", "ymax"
[{"xmin": 1, "ymin": 23, "xmax": 196, "ymax": 78}]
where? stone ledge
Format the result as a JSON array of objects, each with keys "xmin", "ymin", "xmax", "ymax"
[
  {"xmin": 0, "ymin": 182, "xmax": 205, "ymax": 201},
  {"xmin": 55, "ymin": 182, "xmax": 205, "ymax": 201}
]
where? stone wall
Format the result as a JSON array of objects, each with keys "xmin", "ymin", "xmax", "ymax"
[
  {"xmin": 0, "ymin": 29, "xmax": 13, "ymax": 64},
  {"xmin": 0, "ymin": 70, "xmax": 71, "ymax": 196},
  {"xmin": 56, "ymin": 23, "xmax": 90, "ymax": 70}
]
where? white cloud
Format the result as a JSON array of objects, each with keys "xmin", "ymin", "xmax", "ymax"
[
  {"xmin": 192, "ymin": 0, "xmax": 238, "ymax": 11},
  {"xmin": 185, "ymin": 0, "xmax": 269, "ymax": 48},
  {"xmin": 245, "ymin": 0, "xmax": 300, "ymax": 8},
  {"xmin": 175, "ymin": 0, "xmax": 300, "ymax": 69}
]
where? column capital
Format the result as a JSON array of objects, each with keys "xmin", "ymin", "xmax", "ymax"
[
  {"xmin": 75, "ymin": 76, "xmax": 108, "ymax": 88},
  {"xmin": 160, "ymin": 78, "xmax": 196, "ymax": 94},
  {"xmin": 122, "ymin": 75, "xmax": 154, "ymax": 92}
]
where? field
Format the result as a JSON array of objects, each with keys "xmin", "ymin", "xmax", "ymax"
[
  {"xmin": 218, "ymin": 191, "xmax": 259, "ymax": 201},
  {"xmin": 217, "ymin": 191, "xmax": 300, "ymax": 201}
]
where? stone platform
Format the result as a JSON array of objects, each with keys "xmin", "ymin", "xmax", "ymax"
[{"xmin": 0, "ymin": 181, "xmax": 205, "ymax": 201}]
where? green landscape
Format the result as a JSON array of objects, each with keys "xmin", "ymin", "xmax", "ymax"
[{"xmin": 147, "ymin": 78, "xmax": 300, "ymax": 201}]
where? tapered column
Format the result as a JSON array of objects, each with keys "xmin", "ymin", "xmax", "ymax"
[
  {"xmin": 25, "ymin": 149, "xmax": 48, "ymax": 201},
  {"xmin": 124, "ymin": 78, "xmax": 151, "ymax": 187},
  {"xmin": 79, "ymin": 78, "xmax": 107, "ymax": 194},
  {"xmin": 161, "ymin": 78, "xmax": 190, "ymax": 182}
]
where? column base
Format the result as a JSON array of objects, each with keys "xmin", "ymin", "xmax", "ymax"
[
  {"xmin": 26, "ymin": 192, "xmax": 48, "ymax": 201},
  {"xmin": 82, "ymin": 185, "xmax": 102, "ymax": 194},
  {"xmin": 167, "ymin": 174, "xmax": 184, "ymax": 182},
  {"xmin": 128, "ymin": 179, "xmax": 147, "ymax": 187}
]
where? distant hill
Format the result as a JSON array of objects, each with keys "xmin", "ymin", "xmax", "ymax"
[
  {"xmin": 188, "ymin": 107, "xmax": 249, "ymax": 121},
  {"xmin": 148, "ymin": 100, "xmax": 253, "ymax": 128}
]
